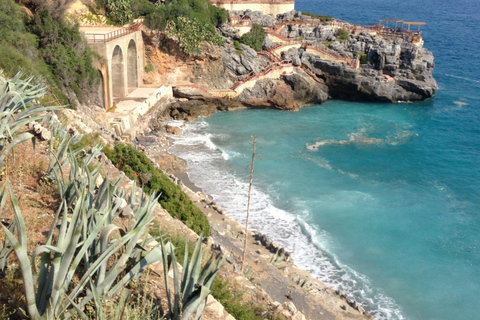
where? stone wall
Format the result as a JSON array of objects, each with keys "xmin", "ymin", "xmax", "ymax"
[{"xmin": 210, "ymin": 0, "xmax": 295, "ymax": 16}]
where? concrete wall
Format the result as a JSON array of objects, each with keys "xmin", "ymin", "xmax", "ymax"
[
  {"xmin": 110, "ymin": 85, "xmax": 172, "ymax": 140},
  {"xmin": 210, "ymin": 0, "xmax": 294, "ymax": 16}
]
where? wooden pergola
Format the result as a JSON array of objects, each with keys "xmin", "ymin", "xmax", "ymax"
[
  {"xmin": 379, "ymin": 19, "xmax": 405, "ymax": 30},
  {"xmin": 402, "ymin": 21, "xmax": 426, "ymax": 32}
]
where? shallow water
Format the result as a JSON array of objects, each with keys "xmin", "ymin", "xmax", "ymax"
[{"xmin": 169, "ymin": 1, "xmax": 480, "ymax": 319}]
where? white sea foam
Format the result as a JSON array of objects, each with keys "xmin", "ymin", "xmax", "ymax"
[
  {"xmin": 168, "ymin": 119, "xmax": 406, "ymax": 320},
  {"xmin": 307, "ymin": 127, "xmax": 414, "ymax": 150}
]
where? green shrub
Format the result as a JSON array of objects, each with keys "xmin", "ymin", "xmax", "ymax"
[
  {"xmin": 145, "ymin": 62, "xmax": 155, "ymax": 73},
  {"xmin": 28, "ymin": 6, "xmax": 100, "ymax": 107},
  {"xmin": 106, "ymin": 0, "xmax": 134, "ymax": 25},
  {"xmin": 103, "ymin": 143, "xmax": 211, "ymax": 236},
  {"xmin": 336, "ymin": 28, "xmax": 349, "ymax": 41},
  {"xmin": 240, "ymin": 23, "xmax": 266, "ymax": 51},
  {"xmin": 131, "ymin": 0, "xmax": 157, "ymax": 16},
  {"xmin": 357, "ymin": 52, "xmax": 368, "ymax": 64},
  {"xmin": 211, "ymin": 279, "xmax": 264, "ymax": 320},
  {"xmin": 302, "ymin": 12, "xmax": 333, "ymax": 23},
  {"xmin": 165, "ymin": 16, "xmax": 225, "ymax": 56},
  {"xmin": 324, "ymin": 41, "xmax": 332, "ymax": 48}
]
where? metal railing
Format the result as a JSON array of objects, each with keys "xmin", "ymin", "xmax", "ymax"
[{"xmin": 83, "ymin": 17, "xmax": 144, "ymax": 44}]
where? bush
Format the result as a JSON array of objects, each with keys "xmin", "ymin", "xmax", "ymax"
[
  {"xmin": 106, "ymin": 0, "xmax": 134, "ymax": 25},
  {"xmin": 165, "ymin": 16, "xmax": 225, "ymax": 56},
  {"xmin": 357, "ymin": 52, "xmax": 368, "ymax": 64},
  {"xmin": 131, "ymin": 0, "xmax": 157, "ymax": 16},
  {"xmin": 103, "ymin": 143, "xmax": 211, "ymax": 236},
  {"xmin": 336, "ymin": 28, "xmax": 349, "ymax": 41},
  {"xmin": 240, "ymin": 23, "xmax": 266, "ymax": 51},
  {"xmin": 28, "ymin": 7, "xmax": 100, "ymax": 107}
]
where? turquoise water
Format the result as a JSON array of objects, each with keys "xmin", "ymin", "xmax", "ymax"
[{"xmin": 169, "ymin": 1, "xmax": 480, "ymax": 319}]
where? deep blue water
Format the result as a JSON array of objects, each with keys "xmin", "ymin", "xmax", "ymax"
[{"xmin": 169, "ymin": 1, "xmax": 480, "ymax": 319}]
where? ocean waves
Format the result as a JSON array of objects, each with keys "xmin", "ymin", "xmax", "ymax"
[{"xmin": 168, "ymin": 119, "xmax": 406, "ymax": 320}]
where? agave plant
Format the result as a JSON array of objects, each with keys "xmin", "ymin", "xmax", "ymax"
[
  {"xmin": 0, "ymin": 145, "xmax": 168, "ymax": 320},
  {"xmin": 161, "ymin": 235, "xmax": 227, "ymax": 320},
  {"xmin": 0, "ymin": 71, "xmax": 59, "ymax": 168}
]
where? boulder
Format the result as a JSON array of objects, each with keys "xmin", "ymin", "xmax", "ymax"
[
  {"xmin": 269, "ymin": 84, "xmax": 298, "ymax": 111},
  {"xmin": 165, "ymin": 125, "xmax": 181, "ymax": 135},
  {"xmin": 172, "ymin": 86, "xmax": 212, "ymax": 100}
]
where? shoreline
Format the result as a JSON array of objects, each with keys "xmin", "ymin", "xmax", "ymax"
[{"xmin": 141, "ymin": 119, "xmax": 372, "ymax": 319}]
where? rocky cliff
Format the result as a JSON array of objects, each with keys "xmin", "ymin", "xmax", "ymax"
[{"xmin": 145, "ymin": 9, "xmax": 437, "ymax": 120}]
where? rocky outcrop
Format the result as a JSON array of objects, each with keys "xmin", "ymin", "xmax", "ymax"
[{"xmin": 160, "ymin": 99, "xmax": 246, "ymax": 122}]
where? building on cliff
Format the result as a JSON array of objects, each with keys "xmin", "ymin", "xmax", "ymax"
[{"xmin": 209, "ymin": 0, "xmax": 295, "ymax": 16}]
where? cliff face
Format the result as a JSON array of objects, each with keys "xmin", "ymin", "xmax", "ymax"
[
  {"xmin": 296, "ymin": 32, "xmax": 437, "ymax": 102},
  {"xmin": 145, "ymin": 10, "xmax": 437, "ymax": 118}
]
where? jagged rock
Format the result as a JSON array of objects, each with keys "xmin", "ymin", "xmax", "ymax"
[
  {"xmin": 282, "ymin": 73, "xmax": 329, "ymax": 104},
  {"xmin": 33, "ymin": 123, "xmax": 43, "ymax": 134},
  {"xmin": 119, "ymin": 205, "xmax": 134, "ymax": 218},
  {"xmin": 291, "ymin": 312, "xmax": 306, "ymax": 320},
  {"xmin": 95, "ymin": 175, "xmax": 104, "ymax": 189},
  {"xmin": 173, "ymin": 86, "xmax": 212, "ymax": 100},
  {"xmin": 40, "ymin": 128, "xmax": 51, "ymax": 141},
  {"xmin": 135, "ymin": 136, "xmax": 158, "ymax": 147},
  {"xmin": 165, "ymin": 125, "xmax": 181, "ymax": 135},
  {"xmin": 269, "ymin": 84, "xmax": 298, "ymax": 111},
  {"xmin": 282, "ymin": 301, "xmax": 298, "ymax": 317}
]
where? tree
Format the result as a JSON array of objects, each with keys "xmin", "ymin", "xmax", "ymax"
[{"xmin": 106, "ymin": 0, "xmax": 134, "ymax": 25}]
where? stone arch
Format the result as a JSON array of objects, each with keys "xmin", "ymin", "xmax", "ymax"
[
  {"xmin": 112, "ymin": 45, "xmax": 125, "ymax": 98},
  {"xmin": 97, "ymin": 70, "xmax": 106, "ymax": 109},
  {"xmin": 127, "ymin": 39, "xmax": 138, "ymax": 93}
]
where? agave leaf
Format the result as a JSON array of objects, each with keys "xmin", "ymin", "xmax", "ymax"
[
  {"xmin": 31, "ymin": 245, "xmax": 64, "ymax": 276},
  {"xmin": 97, "ymin": 224, "xmax": 120, "ymax": 284},
  {"xmin": 182, "ymin": 235, "xmax": 204, "ymax": 305},
  {"xmin": 62, "ymin": 295, "xmax": 88, "ymax": 320},
  {"xmin": 193, "ymin": 298, "xmax": 207, "ymax": 320},
  {"xmin": 181, "ymin": 286, "xmax": 211, "ymax": 320},
  {"xmin": 108, "ymin": 246, "xmax": 164, "ymax": 298},
  {"xmin": 0, "ymin": 224, "xmax": 40, "ymax": 320},
  {"xmin": 89, "ymin": 279, "xmax": 104, "ymax": 320},
  {"xmin": 161, "ymin": 237, "xmax": 173, "ymax": 314}
]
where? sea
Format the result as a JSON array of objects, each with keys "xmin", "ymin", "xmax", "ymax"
[{"xmin": 167, "ymin": 1, "xmax": 480, "ymax": 319}]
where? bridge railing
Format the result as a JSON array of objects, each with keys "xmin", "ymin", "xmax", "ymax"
[{"xmin": 83, "ymin": 17, "xmax": 144, "ymax": 44}]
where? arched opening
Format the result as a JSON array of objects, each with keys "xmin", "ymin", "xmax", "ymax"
[
  {"xmin": 127, "ymin": 39, "xmax": 138, "ymax": 94},
  {"xmin": 112, "ymin": 45, "xmax": 125, "ymax": 98},
  {"xmin": 97, "ymin": 70, "xmax": 106, "ymax": 109}
]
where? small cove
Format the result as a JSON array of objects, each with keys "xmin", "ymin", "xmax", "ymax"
[{"xmin": 169, "ymin": 1, "xmax": 480, "ymax": 319}]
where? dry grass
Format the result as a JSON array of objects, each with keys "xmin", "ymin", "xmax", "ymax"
[{"xmin": 0, "ymin": 137, "xmax": 61, "ymax": 318}]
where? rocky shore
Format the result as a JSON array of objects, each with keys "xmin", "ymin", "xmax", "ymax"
[{"xmin": 132, "ymin": 123, "xmax": 373, "ymax": 320}]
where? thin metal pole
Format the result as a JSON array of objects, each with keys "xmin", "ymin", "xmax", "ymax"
[{"xmin": 241, "ymin": 135, "xmax": 257, "ymax": 273}]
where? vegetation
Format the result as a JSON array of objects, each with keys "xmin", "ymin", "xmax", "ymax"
[
  {"xmin": 106, "ymin": 0, "xmax": 134, "ymax": 25},
  {"xmin": 142, "ymin": 0, "xmax": 228, "ymax": 55},
  {"xmin": 103, "ymin": 143, "xmax": 211, "ymax": 236},
  {"xmin": 0, "ymin": 0, "xmax": 100, "ymax": 108},
  {"xmin": 165, "ymin": 16, "xmax": 225, "ymax": 56},
  {"xmin": 240, "ymin": 24, "xmax": 266, "ymax": 51},
  {"xmin": 336, "ymin": 28, "xmax": 350, "ymax": 41},
  {"xmin": 211, "ymin": 279, "xmax": 264, "ymax": 320},
  {"xmin": 160, "ymin": 235, "xmax": 226, "ymax": 319},
  {"xmin": 357, "ymin": 52, "xmax": 369, "ymax": 64},
  {"xmin": 302, "ymin": 12, "xmax": 334, "ymax": 23},
  {"xmin": 0, "ymin": 72, "xmax": 220, "ymax": 320}
]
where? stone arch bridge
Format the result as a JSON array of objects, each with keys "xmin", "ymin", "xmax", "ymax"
[{"xmin": 80, "ymin": 22, "xmax": 144, "ymax": 109}]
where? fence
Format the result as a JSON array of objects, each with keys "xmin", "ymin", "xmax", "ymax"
[{"xmin": 83, "ymin": 17, "xmax": 144, "ymax": 44}]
